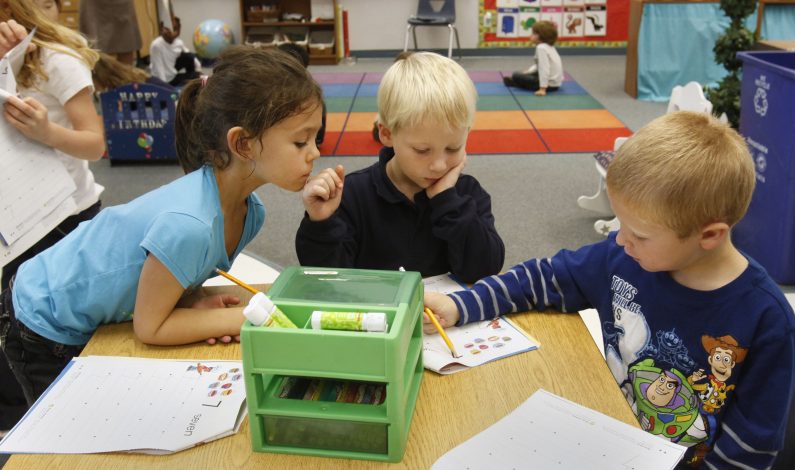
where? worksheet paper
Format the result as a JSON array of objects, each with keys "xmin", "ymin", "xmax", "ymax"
[
  {"xmin": 422, "ymin": 274, "xmax": 540, "ymax": 374},
  {"xmin": 432, "ymin": 389, "xmax": 686, "ymax": 470},
  {"xmin": 0, "ymin": 356, "xmax": 247, "ymax": 455},
  {"xmin": 0, "ymin": 28, "xmax": 77, "ymax": 265}
]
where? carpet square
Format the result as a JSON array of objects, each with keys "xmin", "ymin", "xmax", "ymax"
[
  {"xmin": 324, "ymin": 113, "xmax": 349, "ymax": 132},
  {"xmin": 473, "ymin": 111, "xmax": 533, "ymax": 130},
  {"xmin": 515, "ymin": 94, "xmax": 603, "ymax": 111},
  {"xmin": 526, "ymin": 109, "xmax": 626, "ymax": 129},
  {"xmin": 476, "ymin": 82, "xmax": 513, "ymax": 96},
  {"xmin": 312, "ymin": 72, "xmax": 363, "ymax": 84},
  {"xmin": 325, "ymin": 96, "xmax": 354, "ymax": 113},
  {"xmin": 540, "ymin": 128, "xmax": 633, "ymax": 153},
  {"xmin": 477, "ymin": 95, "xmax": 523, "ymax": 111},
  {"xmin": 468, "ymin": 70, "xmax": 504, "ymax": 82},
  {"xmin": 335, "ymin": 131, "xmax": 382, "ymax": 156},
  {"xmin": 312, "ymin": 70, "xmax": 629, "ymax": 156},
  {"xmin": 343, "ymin": 112, "xmax": 378, "ymax": 132},
  {"xmin": 322, "ymin": 83, "xmax": 360, "ymax": 97},
  {"xmin": 467, "ymin": 129, "xmax": 548, "ymax": 154},
  {"xmin": 362, "ymin": 72, "xmax": 384, "ymax": 84},
  {"xmin": 318, "ymin": 131, "xmax": 341, "ymax": 156},
  {"xmin": 350, "ymin": 96, "xmax": 378, "ymax": 113},
  {"xmin": 356, "ymin": 83, "xmax": 380, "ymax": 97}
]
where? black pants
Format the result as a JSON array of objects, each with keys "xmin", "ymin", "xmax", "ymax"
[
  {"xmin": 169, "ymin": 51, "xmax": 200, "ymax": 87},
  {"xmin": 511, "ymin": 71, "xmax": 560, "ymax": 93},
  {"xmin": 0, "ymin": 201, "xmax": 99, "ymax": 427},
  {"xmin": 0, "ymin": 282, "xmax": 85, "ymax": 410}
]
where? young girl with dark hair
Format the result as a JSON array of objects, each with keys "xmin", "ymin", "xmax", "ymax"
[{"xmin": 0, "ymin": 46, "xmax": 324, "ymax": 409}]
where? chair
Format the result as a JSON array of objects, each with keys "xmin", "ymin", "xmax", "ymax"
[
  {"xmin": 404, "ymin": 0, "xmax": 461, "ymax": 59},
  {"xmin": 578, "ymin": 81, "xmax": 713, "ymax": 235}
]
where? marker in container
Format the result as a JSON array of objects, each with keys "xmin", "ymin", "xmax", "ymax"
[
  {"xmin": 310, "ymin": 311, "xmax": 387, "ymax": 332},
  {"xmin": 244, "ymin": 292, "xmax": 297, "ymax": 328}
]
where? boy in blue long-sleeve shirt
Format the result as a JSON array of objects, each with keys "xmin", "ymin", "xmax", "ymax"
[
  {"xmin": 296, "ymin": 52, "xmax": 504, "ymax": 283},
  {"xmin": 424, "ymin": 111, "xmax": 795, "ymax": 468}
]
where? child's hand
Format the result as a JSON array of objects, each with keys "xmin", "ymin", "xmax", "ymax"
[
  {"xmin": 426, "ymin": 154, "xmax": 467, "ymax": 199},
  {"xmin": 302, "ymin": 164, "xmax": 344, "ymax": 222},
  {"xmin": 159, "ymin": 17, "xmax": 181, "ymax": 43},
  {"xmin": 192, "ymin": 294, "xmax": 241, "ymax": 310},
  {"xmin": 4, "ymin": 95, "xmax": 52, "ymax": 145},
  {"xmin": 422, "ymin": 292, "xmax": 460, "ymax": 335},
  {"xmin": 190, "ymin": 294, "xmax": 243, "ymax": 345},
  {"xmin": 534, "ymin": 88, "xmax": 547, "ymax": 96},
  {"xmin": 0, "ymin": 20, "xmax": 35, "ymax": 56}
]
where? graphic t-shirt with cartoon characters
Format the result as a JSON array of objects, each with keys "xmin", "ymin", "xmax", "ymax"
[{"xmin": 449, "ymin": 233, "xmax": 795, "ymax": 468}]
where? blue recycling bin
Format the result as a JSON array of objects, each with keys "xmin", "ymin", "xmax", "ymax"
[{"xmin": 733, "ymin": 51, "xmax": 795, "ymax": 283}]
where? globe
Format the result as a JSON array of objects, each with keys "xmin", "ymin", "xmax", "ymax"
[{"xmin": 193, "ymin": 19, "xmax": 234, "ymax": 60}]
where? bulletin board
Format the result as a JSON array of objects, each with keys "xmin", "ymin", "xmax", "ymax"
[{"xmin": 479, "ymin": 0, "xmax": 629, "ymax": 47}]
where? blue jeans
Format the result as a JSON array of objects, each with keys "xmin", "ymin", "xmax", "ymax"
[{"xmin": 0, "ymin": 280, "xmax": 84, "ymax": 407}]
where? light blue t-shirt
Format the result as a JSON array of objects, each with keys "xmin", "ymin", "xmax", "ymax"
[{"xmin": 12, "ymin": 165, "xmax": 265, "ymax": 345}]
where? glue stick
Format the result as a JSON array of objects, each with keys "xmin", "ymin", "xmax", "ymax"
[
  {"xmin": 243, "ymin": 292, "xmax": 297, "ymax": 328},
  {"xmin": 310, "ymin": 311, "xmax": 387, "ymax": 332}
]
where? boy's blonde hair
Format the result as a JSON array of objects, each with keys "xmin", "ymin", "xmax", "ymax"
[
  {"xmin": 2, "ymin": 0, "xmax": 100, "ymax": 89},
  {"xmin": 606, "ymin": 111, "xmax": 755, "ymax": 237},
  {"xmin": 377, "ymin": 52, "xmax": 476, "ymax": 133}
]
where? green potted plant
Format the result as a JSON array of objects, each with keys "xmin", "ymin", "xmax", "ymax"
[{"xmin": 706, "ymin": 0, "xmax": 756, "ymax": 127}]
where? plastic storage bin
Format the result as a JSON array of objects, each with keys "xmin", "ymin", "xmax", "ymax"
[
  {"xmin": 733, "ymin": 51, "xmax": 795, "ymax": 283},
  {"xmin": 240, "ymin": 267, "xmax": 424, "ymax": 462}
]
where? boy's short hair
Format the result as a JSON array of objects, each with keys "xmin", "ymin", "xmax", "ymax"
[
  {"xmin": 377, "ymin": 52, "xmax": 477, "ymax": 133},
  {"xmin": 606, "ymin": 111, "xmax": 755, "ymax": 237},
  {"xmin": 532, "ymin": 21, "xmax": 558, "ymax": 45}
]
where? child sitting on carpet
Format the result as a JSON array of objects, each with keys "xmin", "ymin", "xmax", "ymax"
[
  {"xmin": 297, "ymin": 52, "xmax": 505, "ymax": 283},
  {"xmin": 423, "ymin": 111, "xmax": 795, "ymax": 468},
  {"xmin": 503, "ymin": 20, "xmax": 563, "ymax": 96}
]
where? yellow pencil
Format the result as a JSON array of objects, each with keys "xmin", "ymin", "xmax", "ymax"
[
  {"xmin": 215, "ymin": 268, "xmax": 275, "ymax": 326},
  {"xmin": 424, "ymin": 307, "xmax": 461, "ymax": 358},
  {"xmin": 214, "ymin": 268, "xmax": 259, "ymax": 295}
]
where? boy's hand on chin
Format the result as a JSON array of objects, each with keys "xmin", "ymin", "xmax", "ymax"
[{"xmin": 427, "ymin": 154, "xmax": 467, "ymax": 199}]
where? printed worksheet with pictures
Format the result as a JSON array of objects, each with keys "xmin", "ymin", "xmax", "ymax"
[
  {"xmin": 422, "ymin": 273, "xmax": 540, "ymax": 374},
  {"xmin": 0, "ymin": 356, "xmax": 247, "ymax": 455},
  {"xmin": 423, "ymin": 316, "xmax": 540, "ymax": 374}
]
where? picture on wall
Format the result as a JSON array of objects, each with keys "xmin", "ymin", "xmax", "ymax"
[{"xmin": 479, "ymin": 0, "xmax": 628, "ymax": 47}]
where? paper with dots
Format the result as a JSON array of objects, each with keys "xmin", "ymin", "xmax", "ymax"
[
  {"xmin": 0, "ymin": 28, "xmax": 78, "ymax": 267},
  {"xmin": 0, "ymin": 356, "xmax": 247, "ymax": 454},
  {"xmin": 432, "ymin": 389, "xmax": 686, "ymax": 469}
]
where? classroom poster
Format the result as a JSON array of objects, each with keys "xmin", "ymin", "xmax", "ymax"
[{"xmin": 479, "ymin": 0, "xmax": 628, "ymax": 47}]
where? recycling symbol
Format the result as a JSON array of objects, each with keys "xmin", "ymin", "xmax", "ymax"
[{"xmin": 754, "ymin": 88, "xmax": 768, "ymax": 116}]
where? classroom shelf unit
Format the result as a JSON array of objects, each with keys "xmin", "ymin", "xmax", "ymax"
[
  {"xmin": 240, "ymin": 267, "xmax": 424, "ymax": 462},
  {"xmin": 239, "ymin": 0, "xmax": 340, "ymax": 65}
]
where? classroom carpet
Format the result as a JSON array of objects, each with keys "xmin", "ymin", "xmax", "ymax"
[{"xmin": 313, "ymin": 70, "xmax": 633, "ymax": 156}]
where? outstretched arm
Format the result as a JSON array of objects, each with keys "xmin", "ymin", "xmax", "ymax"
[{"xmin": 133, "ymin": 254, "xmax": 245, "ymax": 345}]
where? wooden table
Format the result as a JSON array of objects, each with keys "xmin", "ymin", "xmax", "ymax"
[{"xmin": 5, "ymin": 285, "xmax": 637, "ymax": 469}]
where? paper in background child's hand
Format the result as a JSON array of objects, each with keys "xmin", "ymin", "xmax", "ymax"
[{"xmin": 0, "ymin": 27, "xmax": 36, "ymax": 96}]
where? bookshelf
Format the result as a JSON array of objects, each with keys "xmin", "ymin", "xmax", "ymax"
[{"xmin": 239, "ymin": 0, "xmax": 340, "ymax": 65}]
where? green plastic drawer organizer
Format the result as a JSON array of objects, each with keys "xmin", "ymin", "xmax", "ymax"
[{"xmin": 241, "ymin": 267, "xmax": 424, "ymax": 462}]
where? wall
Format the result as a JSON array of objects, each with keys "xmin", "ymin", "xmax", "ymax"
[{"xmin": 169, "ymin": 0, "xmax": 481, "ymax": 53}]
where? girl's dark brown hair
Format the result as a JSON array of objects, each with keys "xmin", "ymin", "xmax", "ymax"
[{"xmin": 175, "ymin": 46, "xmax": 323, "ymax": 173}]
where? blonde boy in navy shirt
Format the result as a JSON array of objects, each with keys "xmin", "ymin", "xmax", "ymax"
[
  {"xmin": 297, "ymin": 52, "xmax": 504, "ymax": 283},
  {"xmin": 425, "ymin": 112, "xmax": 795, "ymax": 468}
]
